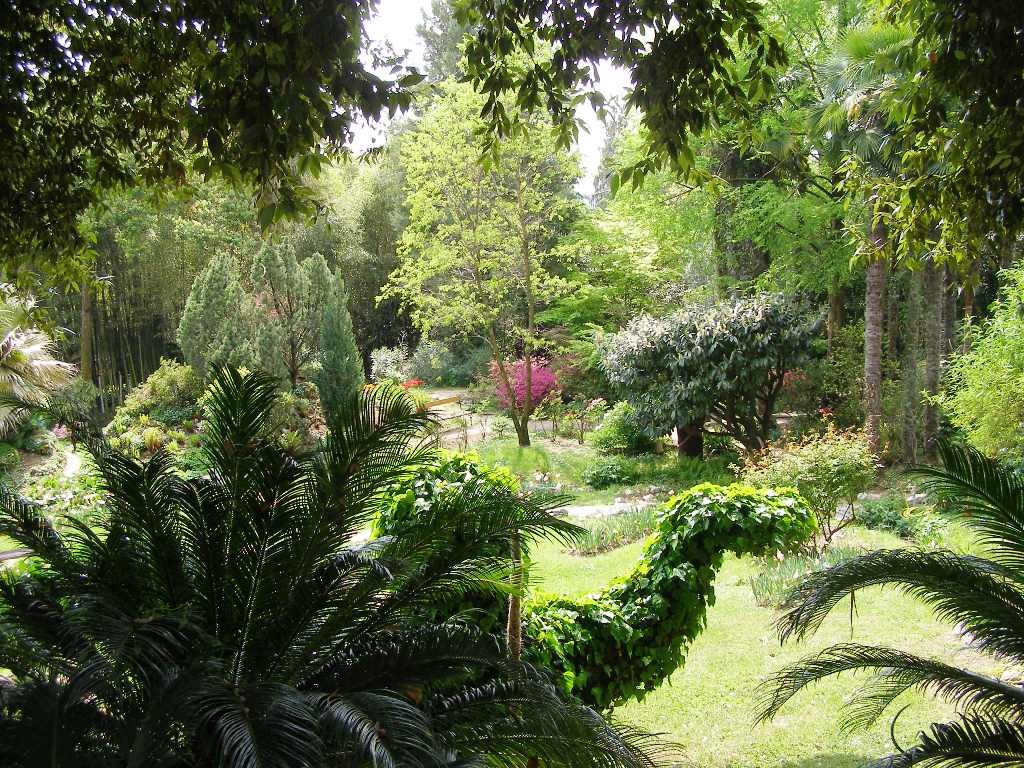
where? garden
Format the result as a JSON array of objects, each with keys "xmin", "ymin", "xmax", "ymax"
[{"xmin": 2, "ymin": 1, "xmax": 1024, "ymax": 768}]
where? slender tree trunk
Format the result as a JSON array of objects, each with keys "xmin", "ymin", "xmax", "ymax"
[
  {"xmin": 80, "ymin": 278, "xmax": 94, "ymax": 384},
  {"xmin": 901, "ymin": 271, "xmax": 923, "ymax": 464},
  {"xmin": 864, "ymin": 249, "xmax": 887, "ymax": 459},
  {"xmin": 923, "ymin": 261, "xmax": 944, "ymax": 461},
  {"xmin": 675, "ymin": 422, "xmax": 704, "ymax": 458},
  {"xmin": 827, "ymin": 274, "xmax": 845, "ymax": 355},
  {"xmin": 507, "ymin": 536, "xmax": 523, "ymax": 661},
  {"xmin": 943, "ymin": 264, "xmax": 956, "ymax": 354}
]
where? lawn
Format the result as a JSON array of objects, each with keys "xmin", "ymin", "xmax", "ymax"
[
  {"xmin": 473, "ymin": 438, "xmax": 733, "ymax": 505},
  {"xmin": 528, "ymin": 526, "xmax": 999, "ymax": 768}
]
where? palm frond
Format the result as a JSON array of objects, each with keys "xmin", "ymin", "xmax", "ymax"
[
  {"xmin": 775, "ymin": 548, "xmax": 1024, "ymax": 660},
  {"xmin": 867, "ymin": 715, "xmax": 1024, "ymax": 768},
  {"xmin": 756, "ymin": 643, "xmax": 1024, "ymax": 730},
  {"xmin": 913, "ymin": 442, "xmax": 1024, "ymax": 574}
]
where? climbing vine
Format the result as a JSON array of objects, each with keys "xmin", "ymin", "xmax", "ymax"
[
  {"xmin": 377, "ymin": 456, "xmax": 814, "ymax": 711},
  {"xmin": 524, "ymin": 483, "xmax": 813, "ymax": 709}
]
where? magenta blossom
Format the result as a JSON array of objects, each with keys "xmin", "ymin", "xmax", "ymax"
[{"xmin": 491, "ymin": 358, "xmax": 560, "ymax": 411}]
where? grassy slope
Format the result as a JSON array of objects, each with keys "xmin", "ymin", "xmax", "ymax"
[{"xmin": 529, "ymin": 529, "xmax": 998, "ymax": 768}]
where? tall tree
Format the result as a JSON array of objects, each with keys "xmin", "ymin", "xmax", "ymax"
[
  {"xmin": 417, "ymin": 0, "xmax": 472, "ymax": 81},
  {"xmin": 250, "ymin": 241, "xmax": 334, "ymax": 387},
  {"xmin": 1, "ymin": 0, "xmax": 419, "ymax": 273},
  {"xmin": 382, "ymin": 83, "xmax": 580, "ymax": 447},
  {"xmin": 177, "ymin": 254, "xmax": 258, "ymax": 379}
]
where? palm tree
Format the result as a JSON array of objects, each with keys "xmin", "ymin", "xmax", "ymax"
[
  {"xmin": 811, "ymin": 24, "xmax": 913, "ymax": 459},
  {"xmin": 756, "ymin": 441, "xmax": 1024, "ymax": 767},
  {"xmin": 0, "ymin": 367, "xmax": 670, "ymax": 768},
  {"xmin": 0, "ymin": 288, "xmax": 75, "ymax": 435}
]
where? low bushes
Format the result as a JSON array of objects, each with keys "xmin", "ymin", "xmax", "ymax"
[
  {"xmin": 588, "ymin": 401, "xmax": 656, "ymax": 456},
  {"xmin": 106, "ymin": 360, "xmax": 325, "ymax": 459},
  {"xmin": 370, "ymin": 345, "xmax": 411, "ymax": 383},
  {"xmin": 570, "ymin": 507, "xmax": 658, "ymax": 555},
  {"xmin": 525, "ymin": 483, "xmax": 814, "ymax": 708},
  {"xmin": 740, "ymin": 428, "xmax": 874, "ymax": 545},
  {"xmin": 748, "ymin": 547, "xmax": 861, "ymax": 607},
  {"xmin": 582, "ymin": 456, "xmax": 638, "ymax": 489}
]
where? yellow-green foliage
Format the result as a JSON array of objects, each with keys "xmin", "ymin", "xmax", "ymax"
[{"xmin": 942, "ymin": 264, "xmax": 1024, "ymax": 459}]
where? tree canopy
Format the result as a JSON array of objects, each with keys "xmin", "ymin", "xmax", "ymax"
[{"xmin": 1, "ymin": 0, "xmax": 419, "ymax": 275}]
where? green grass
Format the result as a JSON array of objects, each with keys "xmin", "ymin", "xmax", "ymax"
[
  {"xmin": 474, "ymin": 438, "xmax": 733, "ymax": 504},
  {"xmin": 528, "ymin": 526, "xmax": 999, "ymax": 768}
]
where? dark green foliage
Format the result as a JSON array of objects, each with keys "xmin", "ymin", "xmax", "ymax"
[
  {"xmin": 458, "ymin": 1, "xmax": 785, "ymax": 185},
  {"xmin": 588, "ymin": 401, "xmax": 657, "ymax": 456},
  {"xmin": 315, "ymin": 278, "xmax": 364, "ymax": 424},
  {"xmin": 0, "ymin": 444, "xmax": 20, "ymax": 473},
  {"xmin": 600, "ymin": 295, "xmax": 818, "ymax": 451},
  {"xmin": 757, "ymin": 441, "xmax": 1024, "ymax": 767},
  {"xmin": 888, "ymin": 0, "xmax": 1024, "ymax": 246},
  {"xmin": 858, "ymin": 495, "xmax": 918, "ymax": 539},
  {"xmin": 1, "ymin": 1, "xmax": 415, "ymax": 272},
  {"xmin": 582, "ymin": 457, "xmax": 639, "ymax": 489},
  {"xmin": 0, "ymin": 368, "xmax": 670, "ymax": 768},
  {"xmin": 526, "ymin": 483, "xmax": 814, "ymax": 709}
]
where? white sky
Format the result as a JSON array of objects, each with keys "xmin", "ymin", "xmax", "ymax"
[{"xmin": 360, "ymin": 0, "xmax": 632, "ymax": 198}]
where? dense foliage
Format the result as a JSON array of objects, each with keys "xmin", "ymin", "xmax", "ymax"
[
  {"xmin": 0, "ymin": 368, "xmax": 674, "ymax": 768},
  {"xmin": 758, "ymin": 441, "xmax": 1024, "ymax": 767},
  {"xmin": 525, "ymin": 483, "xmax": 814, "ymax": 709},
  {"xmin": 941, "ymin": 263, "xmax": 1024, "ymax": 460},
  {"xmin": 600, "ymin": 295, "xmax": 817, "ymax": 452},
  {"xmin": 0, "ymin": 0, "xmax": 417, "ymax": 273},
  {"xmin": 740, "ymin": 429, "xmax": 875, "ymax": 545},
  {"xmin": 459, "ymin": 0, "xmax": 784, "ymax": 184}
]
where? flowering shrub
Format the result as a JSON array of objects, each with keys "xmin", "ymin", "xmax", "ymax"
[
  {"xmin": 491, "ymin": 358, "xmax": 559, "ymax": 412},
  {"xmin": 400, "ymin": 379, "xmax": 425, "ymax": 389}
]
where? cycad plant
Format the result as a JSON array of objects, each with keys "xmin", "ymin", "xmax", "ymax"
[
  {"xmin": 0, "ymin": 368, "xmax": 668, "ymax": 768},
  {"xmin": 757, "ymin": 441, "xmax": 1024, "ymax": 767},
  {"xmin": 0, "ymin": 288, "xmax": 75, "ymax": 435}
]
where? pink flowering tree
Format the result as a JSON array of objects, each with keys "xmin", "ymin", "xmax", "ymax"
[{"xmin": 492, "ymin": 358, "xmax": 560, "ymax": 413}]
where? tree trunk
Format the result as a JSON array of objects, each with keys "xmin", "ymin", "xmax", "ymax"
[
  {"xmin": 923, "ymin": 261, "xmax": 944, "ymax": 461},
  {"xmin": 864, "ymin": 252, "xmax": 887, "ymax": 459},
  {"xmin": 901, "ymin": 271, "xmax": 923, "ymax": 464},
  {"xmin": 507, "ymin": 536, "xmax": 523, "ymax": 661},
  {"xmin": 79, "ymin": 278, "xmax": 94, "ymax": 384},
  {"xmin": 675, "ymin": 422, "xmax": 704, "ymax": 458},
  {"xmin": 513, "ymin": 417, "xmax": 531, "ymax": 448},
  {"xmin": 827, "ymin": 275, "xmax": 845, "ymax": 355}
]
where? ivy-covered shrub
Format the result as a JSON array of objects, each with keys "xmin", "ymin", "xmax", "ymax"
[
  {"xmin": 375, "ymin": 451, "xmax": 518, "ymax": 538},
  {"xmin": 588, "ymin": 401, "xmax": 657, "ymax": 456},
  {"xmin": 581, "ymin": 456, "xmax": 638, "ymax": 489},
  {"xmin": 524, "ymin": 483, "xmax": 813, "ymax": 709},
  {"xmin": 739, "ymin": 428, "xmax": 874, "ymax": 546},
  {"xmin": 374, "ymin": 451, "xmax": 521, "ymax": 634}
]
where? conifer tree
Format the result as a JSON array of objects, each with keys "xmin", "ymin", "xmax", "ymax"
[
  {"xmin": 315, "ymin": 276, "xmax": 365, "ymax": 423},
  {"xmin": 177, "ymin": 253, "xmax": 257, "ymax": 377}
]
